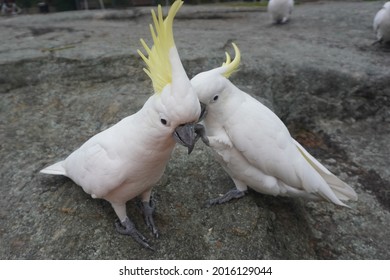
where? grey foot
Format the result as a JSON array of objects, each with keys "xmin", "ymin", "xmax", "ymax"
[
  {"xmin": 138, "ymin": 200, "xmax": 159, "ymax": 238},
  {"xmin": 208, "ymin": 188, "xmax": 246, "ymax": 206},
  {"xmin": 195, "ymin": 123, "xmax": 209, "ymax": 146},
  {"xmin": 115, "ymin": 217, "xmax": 154, "ymax": 250}
]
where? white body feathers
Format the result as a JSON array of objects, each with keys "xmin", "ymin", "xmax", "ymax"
[
  {"xmin": 191, "ymin": 46, "xmax": 357, "ymax": 206},
  {"xmin": 41, "ymin": 93, "xmax": 197, "ymax": 219},
  {"xmin": 267, "ymin": 0, "xmax": 294, "ymax": 24},
  {"xmin": 373, "ymin": 2, "xmax": 390, "ymax": 44},
  {"xmin": 42, "ymin": 101, "xmax": 173, "ymax": 201}
]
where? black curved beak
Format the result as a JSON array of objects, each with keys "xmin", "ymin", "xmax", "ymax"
[{"xmin": 173, "ymin": 123, "xmax": 196, "ymax": 154}]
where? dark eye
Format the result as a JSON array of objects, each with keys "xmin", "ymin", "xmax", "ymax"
[
  {"xmin": 160, "ymin": 118, "xmax": 167, "ymax": 125},
  {"xmin": 213, "ymin": 95, "xmax": 219, "ymax": 101}
]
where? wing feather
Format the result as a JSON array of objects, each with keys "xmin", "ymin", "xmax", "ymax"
[
  {"xmin": 225, "ymin": 92, "xmax": 354, "ymax": 203},
  {"xmin": 226, "ymin": 93, "xmax": 300, "ymax": 185},
  {"xmin": 40, "ymin": 161, "xmax": 66, "ymax": 175},
  {"xmin": 294, "ymin": 139, "xmax": 357, "ymax": 201}
]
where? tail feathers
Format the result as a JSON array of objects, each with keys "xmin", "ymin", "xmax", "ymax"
[
  {"xmin": 294, "ymin": 139, "xmax": 358, "ymax": 203},
  {"xmin": 40, "ymin": 161, "xmax": 67, "ymax": 176},
  {"xmin": 318, "ymin": 172, "xmax": 357, "ymax": 202}
]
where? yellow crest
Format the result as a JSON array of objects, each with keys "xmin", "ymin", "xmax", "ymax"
[
  {"xmin": 222, "ymin": 43, "xmax": 241, "ymax": 78},
  {"xmin": 138, "ymin": 0, "xmax": 184, "ymax": 94}
]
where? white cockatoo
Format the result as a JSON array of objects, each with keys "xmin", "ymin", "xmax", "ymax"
[
  {"xmin": 191, "ymin": 43, "xmax": 357, "ymax": 207},
  {"xmin": 267, "ymin": 0, "xmax": 294, "ymax": 24},
  {"xmin": 40, "ymin": 0, "xmax": 204, "ymax": 249},
  {"xmin": 373, "ymin": 2, "xmax": 390, "ymax": 45}
]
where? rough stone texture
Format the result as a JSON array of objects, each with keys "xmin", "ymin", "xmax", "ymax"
[{"xmin": 1, "ymin": 1, "xmax": 389, "ymax": 259}]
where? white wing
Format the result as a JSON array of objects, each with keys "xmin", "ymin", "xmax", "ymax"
[
  {"xmin": 293, "ymin": 139, "xmax": 357, "ymax": 201},
  {"xmin": 61, "ymin": 111, "xmax": 175, "ymax": 200},
  {"xmin": 39, "ymin": 115, "xmax": 142, "ymax": 200},
  {"xmin": 224, "ymin": 92, "xmax": 354, "ymax": 204},
  {"xmin": 57, "ymin": 114, "xmax": 153, "ymax": 198}
]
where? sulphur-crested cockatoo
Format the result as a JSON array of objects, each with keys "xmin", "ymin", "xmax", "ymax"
[
  {"xmin": 267, "ymin": 0, "xmax": 294, "ymax": 24},
  {"xmin": 191, "ymin": 43, "xmax": 357, "ymax": 207},
  {"xmin": 373, "ymin": 2, "xmax": 390, "ymax": 45},
  {"xmin": 40, "ymin": 0, "xmax": 204, "ymax": 249}
]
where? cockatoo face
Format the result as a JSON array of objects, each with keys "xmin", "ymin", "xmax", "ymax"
[
  {"xmin": 191, "ymin": 43, "xmax": 241, "ymax": 120},
  {"xmin": 149, "ymin": 82, "xmax": 202, "ymax": 154},
  {"xmin": 191, "ymin": 69, "xmax": 229, "ymax": 118}
]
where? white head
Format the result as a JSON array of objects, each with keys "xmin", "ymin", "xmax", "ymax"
[
  {"xmin": 138, "ymin": 0, "xmax": 201, "ymax": 153},
  {"xmin": 191, "ymin": 43, "xmax": 241, "ymax": 116}
]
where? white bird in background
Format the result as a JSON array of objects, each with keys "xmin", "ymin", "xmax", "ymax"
[
  {"xmin": 191, "ymin": 43, "xmax": 357, "ymax": 207},
  {"xmin": 40, "ymin": 0, "xmax": 205, "ymax": 249},
  {"xmin": 373, "ymin": 1, "xmax": 390, "ymax": 45},
  {"xmin": 267, "ymin": 0, "xmax": 294, "ymax": 24}
]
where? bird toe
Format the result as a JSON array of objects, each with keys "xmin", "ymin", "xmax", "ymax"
[{"xmin": 115, "ymin": 217, "xmax": 154, "ymax": 250}]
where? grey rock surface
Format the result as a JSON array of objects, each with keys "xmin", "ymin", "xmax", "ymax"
[{"xmin": 1, "ymin": 1, "xmax": 389, "ymax": 259}]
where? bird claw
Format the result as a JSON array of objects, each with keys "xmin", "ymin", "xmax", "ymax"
[
  {"xmin": 138, "ymin": 200, "xmax": 159, "ymax": 238},
  {"xmin": 207, "ymin": 188, "xmax": 246, "ymax": 207},
  {"xmin": 115, "ymin": 217, "xmax": 154, "ymax": 251}
]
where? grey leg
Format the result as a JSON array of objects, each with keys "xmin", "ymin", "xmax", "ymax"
[
  {"xmin": 138, "ymin": 199, "xmax": 159, "ymax": 238},
  {"xmin": 208, "ymin": 188, "xmax": 246, "ymax": 206}
]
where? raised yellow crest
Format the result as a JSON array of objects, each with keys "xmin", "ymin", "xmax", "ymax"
[
  {"xmin": 222, "ymin": 43, "xmax": 241, "ymax": 78},
  {"xmin": 138, "ymin": 0, "xmax": 184, "ymax": 94}
]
